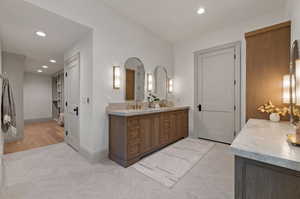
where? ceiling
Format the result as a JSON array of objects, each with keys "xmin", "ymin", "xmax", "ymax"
[
  {"xmin": 102, "ymin": 0, "xmax": 287, "ymax": 43},
  {"xmin": 0, "ymin": 0, "xmax": 92, "ymax": 75}
]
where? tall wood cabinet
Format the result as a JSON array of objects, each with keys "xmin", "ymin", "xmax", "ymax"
[
  {"xmin": 245, "ymin": 21, "xmax": 291, "ymax": 120},
  {"xmin": 109, "ymin": 109, "xmax": 189, "ymax": 167}
]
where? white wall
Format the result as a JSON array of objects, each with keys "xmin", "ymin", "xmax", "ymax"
[
  {"xmin": 288, "ymin": 0, "xmax": 300, "ymax": 41},
  {"xmin": 173, "ymin": 12, "xmax": 289, "ymax": 137},
  {"xmin": 2, "ymin": 52, "xmax": 25, "ymax": 142},
  {"xmin": 25, "ymin": 0, "xmax": 174, "ymax": 159},
  {"xmin": 24, "ymin": 73, "xmax": 52, "ymax": 121}
]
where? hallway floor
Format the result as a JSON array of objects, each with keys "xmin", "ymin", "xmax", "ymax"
[
  {"xmin": 4, "ymin": 121, "xmax": 64, "ymax": 154},
  {"xmin": 1, "ymin": 140, "xmax": 234, "ymax": 199}
]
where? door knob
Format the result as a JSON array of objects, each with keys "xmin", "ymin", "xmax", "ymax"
[
  {"xmin": 73, "ymin": 107, "xmax": 79, "ymax": 116},
  {"xmin": 198, "ymin": 104, "xmax": 202, "ymax": 112}
]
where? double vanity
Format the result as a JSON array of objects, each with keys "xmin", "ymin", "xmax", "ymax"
[
  {"xmin": 108, "ymin": 106, "xmax": 189, "ymax": 167},
  {"xmin": 108, "ymin": 57, "xmax": 189, "ymax": 167}
]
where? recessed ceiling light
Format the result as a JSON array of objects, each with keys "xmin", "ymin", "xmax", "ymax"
[
  {"xmin": 49, "ymin": 59, "xmax": 56, "ymax": 63},
  {"xmin": 36, "ymin": 31, "xmax": 47, "ymax": 37},
  {"xmin": 197, "ymin": 7, "xmax": 206, "ymax": 15},
  {"xmin": 37, "ymin": 69, "xmax": 43, "ymax": 73},
  {"xmin": 42, "ymin": 65, "xmax": 48, "ymax": 69}
]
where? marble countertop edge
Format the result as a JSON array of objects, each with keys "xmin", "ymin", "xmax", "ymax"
[
  {"xmin": 231, "ymin": 146, "xmax": 300, "ymax": 172},
  {"xmin": 231, "ymin": 119, "xmax": 300, "ymax": 172},
  {"xmin": 107, "ymin": 106, "xmax": 190, "ymax": 116}
]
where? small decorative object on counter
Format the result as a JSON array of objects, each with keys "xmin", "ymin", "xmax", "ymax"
[
  {"xmin": 257, "ymin": 101, "xmax": 289, "ymax": 122},
  {"xmin": 269, "ymin": 113, "xmax": 280, "ymax": 122},
  {"xmin": 147, "ymin": 93, "xmax": 160, "ymax": 108},
  {"xmin": 287, "ymin": 124, "xmax": 300, "ymax": 146}
]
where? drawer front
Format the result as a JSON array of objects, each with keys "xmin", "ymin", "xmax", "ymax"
[
  {"xmin": 128, "ymin": 118, "xmax": 139, "ymax": 128},
  {"xmin": 128, "ymin": 137, "xmax": 141, "ymax": 146},
  {"xmin": 128, "ymin": 128, "xmax": 140, "ymax": 140},
  {"xmin": 128, "ymin": 144, "xmax": 141, "ymax": 158}
]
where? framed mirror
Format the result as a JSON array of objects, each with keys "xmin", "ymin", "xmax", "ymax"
[
  {"xmin": 124, "ymin": 57, "xmax": 145, "ymax": 101},
  {"xmin": 154, "ymin": 66, "xmax": 168, "ymax": 100}
]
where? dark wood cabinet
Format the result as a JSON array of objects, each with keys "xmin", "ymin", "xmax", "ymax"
[
  {"xmin": 109, "ymin": 109, "xmax": 189, "ymax": 167},
  {"xmin": 235, "ymin": 156, "xmax": 300, "ymax": 199}
]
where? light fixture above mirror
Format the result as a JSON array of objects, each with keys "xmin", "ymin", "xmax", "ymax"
[
  {"xmin": 113, "ymin": 66, "xmax": 121, "ymax": 89},
  {"xmin": 168, "ymin": 79, "xmax": 173, "ymax": 93},
  {"xmin": 283, "ymin": 74, "xmax": 295, "ymax": 104},
  {"xmin": 147, "ymin": 73, "xmax": 153, "ymax": 92}
]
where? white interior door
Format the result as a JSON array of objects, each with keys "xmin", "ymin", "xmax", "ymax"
[
  {"xmin": 65, "ymin": 54, "xmax": 80, "ymax": 150},
  {"xmin": 196, "ymin": 45, "xmax": 239, "ymax": 144}
]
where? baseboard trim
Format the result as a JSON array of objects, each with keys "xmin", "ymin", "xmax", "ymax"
[
  {"xmin": 4, "ymin": 134, "xmax": 23, "ymax": 143},
  {"xmin": 79, "ymin": 147, "xmax": 108, "ymax": 164},
  {"xmin": 24, "ymin": 118, "xmax": 53, "ymax": 124}
]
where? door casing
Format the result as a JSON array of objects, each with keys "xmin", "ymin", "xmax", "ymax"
[{"xmin": 194, "ymin": 41, "xmax": 241, "ymax": 142}]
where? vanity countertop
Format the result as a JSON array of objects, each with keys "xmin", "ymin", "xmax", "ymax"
[
  {"xmin": 231, "ymin": 119, "xmax": 300, "ymax": 171},
  {"xmin": 107, "ymin": 105, "xmax": 190, "ymax": 116}
]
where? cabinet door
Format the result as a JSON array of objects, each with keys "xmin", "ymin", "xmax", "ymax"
[
  {"xmin": 160, "ymin": 112, "xmax": 172, "ymax": 145},
  {"xmin": 139, "ymin": 116, "xmax": 153, "ymax": 153},
  {"xmin": 151, "ymin": 114, "xmax": 160, "ymax": 149},
  {"xmin": 182, "ymin": 110, "xmax": 188, "ymax": 137},
  {"xmin": 170, "ymin": 112, "xmax": 178, "ymax": 142},
  {"xmin": 175, "ymin": 111, "xmax": 188, "ymax": 139}
]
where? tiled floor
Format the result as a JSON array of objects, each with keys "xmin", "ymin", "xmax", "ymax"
[
  {"xmin": 0, "ymin": 140, "xmax": 234, "ymax": 199},
  {"xmin": 4, "ymin": 121, "xmax": 64, "ymax": 154}
]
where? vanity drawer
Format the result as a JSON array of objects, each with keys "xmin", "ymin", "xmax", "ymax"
[
  {"xmin": 128, "ymin": 144, "xmax": 141, "ymax": 158},
  {"xmin": 128, "ymin": 128, "xmax": 140, "ymax": 139},
  {"xmin": 128, "ymin": 137, "xmax": 141, "ymax": 146},
  {"xmin": 128, "ymin": 118, "xmax": 139, "ymax": 127}
]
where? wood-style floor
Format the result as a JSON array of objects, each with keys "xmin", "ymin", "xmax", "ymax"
[{"xmin": 4, "ymin": 120, "xmax": 64, "ymax": 154}]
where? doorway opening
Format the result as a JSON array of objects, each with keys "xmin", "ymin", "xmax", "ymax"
[
  {"xmin": 0, "ymin": 0, "xmax": 93, "ymax": 154},
  {"xmin": 194, "ymin": 41, "xmax": 241, "ymax": 144}
]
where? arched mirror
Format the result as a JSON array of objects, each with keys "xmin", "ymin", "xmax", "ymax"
[
  {"xmin": 154, "ymin": 66, "xmax": 168, "ymax": 100},
  {"xmin": 124, "ymin": 57, "xmax": 145, "ymax": 101}
]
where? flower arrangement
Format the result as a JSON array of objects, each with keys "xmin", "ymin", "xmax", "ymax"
[
  {"xmin": 147, "ymin": 93, "xmax": 160, "ymax": 103},
  {"xmin": 257, "ymin": 101, "xmax": 289, "ymax": 116}
]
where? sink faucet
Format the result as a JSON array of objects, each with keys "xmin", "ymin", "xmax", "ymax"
[{"xmin": 134, "ymin": 100, "xmax": 141, "ymax": 110}]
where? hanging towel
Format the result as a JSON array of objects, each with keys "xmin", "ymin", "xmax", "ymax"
[{"xmin": 1, "ymin": 78, "xmax": 17, "ymax": 136}]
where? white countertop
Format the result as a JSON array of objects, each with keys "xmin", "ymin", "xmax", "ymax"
[
  {"xmin": 107, "ymin": 106, "xmax": 190, "ymax": 116},
  {"xmin": 231, "ymin": 119, "xmax": 300, "ymax": 171}
]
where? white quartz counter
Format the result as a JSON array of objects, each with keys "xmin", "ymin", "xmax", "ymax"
[
  {"xmin": 231, "ymin": 119, "xmax": 300, "ymax": 171},
  {"xmin": 107, "ymin": 106, "xmax": 190, "ymax": 116}
]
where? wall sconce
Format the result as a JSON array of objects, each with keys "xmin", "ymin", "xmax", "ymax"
[
  {"xmin": 168, "ymin": 78, "xmax": 173, "ymax": 93},
  {"xmin": 147, "ymin": 73, "xmax": 153, "ymax": 92},
  {"xmin": 283, "ymin": 74, "xmax": 295, "ymax": 104},
  {"xmin": 113, "ymin": 66, "xmax": 121, "ymax": 89}
]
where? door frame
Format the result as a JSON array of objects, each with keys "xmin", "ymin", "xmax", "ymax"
[
  {"xmin": 193, "ymin": 41, "xmax": 241, "ymax": 141},
  {"xmin": 64, "ymin": 52, "xmax": 80, "ymax": 150}
]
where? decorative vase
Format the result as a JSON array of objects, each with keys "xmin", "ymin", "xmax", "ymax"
[
  {"xmin": 155, "ymin": 103, "xmax": 160, "ymax": 108},
  {"xmin": 269, "ymin": 113, "xmax": 280, "ymax": 122}
]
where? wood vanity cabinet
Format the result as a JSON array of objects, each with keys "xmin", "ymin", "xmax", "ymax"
[{"xmin": 109, "ymin": 109, "xmax": 189, "ymax": 167}]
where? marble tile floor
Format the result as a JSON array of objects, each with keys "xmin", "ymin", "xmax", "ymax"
[{"xmin": 0, "ymin": 141, "xmax": 234, "ymax": 199}]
